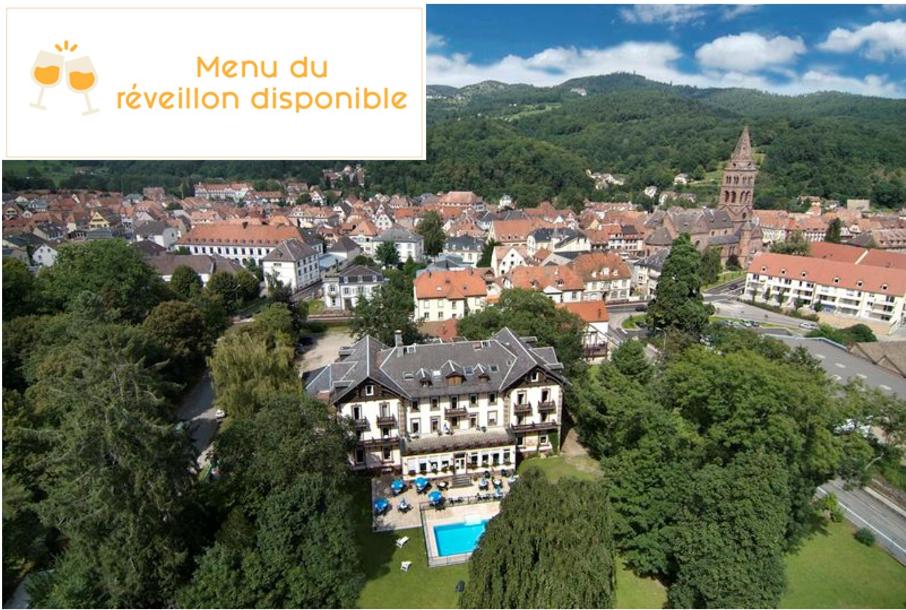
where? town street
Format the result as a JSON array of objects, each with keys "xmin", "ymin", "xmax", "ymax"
[{"xmin": 817, "ymin": 479, "xmax": 906, "ymax": 566}]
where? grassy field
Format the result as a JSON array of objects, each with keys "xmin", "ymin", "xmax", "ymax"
[{"xmin": 781, "ymin": 521, "xmax": 906, "ymax": 608}]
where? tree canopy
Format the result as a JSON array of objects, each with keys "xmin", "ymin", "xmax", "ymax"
[
  {"xmin": 416, "ymin": 211, "xmax": 446, "ymax": 256},
  {"xmin": 645, "ymin": 234, "xmax": 713, "ymax": 338},
  {"xmin": 461, "ymin": 470, "xmax": 616, "ymax": 609},
  {"xmin": 350, "ymin": 269, "xmax": 421, "ymax": 346}
]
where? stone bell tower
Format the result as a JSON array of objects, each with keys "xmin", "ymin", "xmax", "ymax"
[{"xmin": 719, "ymin": 126, "xmax": 758, "ymax": 223}]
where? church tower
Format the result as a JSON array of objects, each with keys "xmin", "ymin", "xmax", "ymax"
[{"xmin": 719, "ymin": 126, "xmax": 758, "ymax": 223}]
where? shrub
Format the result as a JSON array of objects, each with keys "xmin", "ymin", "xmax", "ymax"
[{"xmin": 854, "ymin": 527, "xmax": 876, "ymax": 546}]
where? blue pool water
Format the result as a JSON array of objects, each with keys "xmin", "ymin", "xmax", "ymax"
[{"xmin": 434, "ymin": 519, "xmax": 490, "ymax": 557}]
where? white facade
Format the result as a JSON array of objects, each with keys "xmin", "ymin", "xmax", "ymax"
[
  {"xmin": 322, "ymin": 265, "xmax": 386, "ymax": 311},
  {"xmin": 31, "ymin": 243, "xmax": 59, "ymax": 268}
]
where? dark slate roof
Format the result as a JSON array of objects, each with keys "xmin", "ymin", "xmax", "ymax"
[
  {"xmin": 444, "ymin": 235, "xmax": 483, "ymax": 251},
  {"xmin": 305, "ymin": 327, "xmax": 565, "ymax": 404},
  {"xmin": 133, "ymin": 240, "xmax": 166, "ymax": 257},
  {"xmin": 134, "ymin": 220, "xmax": 169, "ymax": 237},
  {"xmin": 377, "ymin": 225, "xmax": 421, "ymax": 243},
  {"xmin": 262, "ymin": 238, "xmax": 318, "ymax": 263},
  {"xmin": 645, "ymin": 226, "xmax": 674, "ymax": 246},
  {"xmin": 327, "ymin": 235, "xmax": 360, "ymax": 254},
  {"xmin": 637, "ymin": 249, "xmax": 670, "ymax": 271},
  {"xmin": 708, "ymin": 234, "xmax": 740, "ymax": 246},
  {"xmin": 323, "ymin": 264, "xmax": 386, "ymax": 283}
]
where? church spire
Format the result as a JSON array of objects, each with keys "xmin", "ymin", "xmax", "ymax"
[{"xmin": 730, "ymin": 125, "xmax": 754, "ymax": 166}]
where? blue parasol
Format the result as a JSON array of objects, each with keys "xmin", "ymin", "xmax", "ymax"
[
  {"xmin": 373, "ymin": 497, "xmax": 390, "ymax": 513},
  {"xmin": 390, "ymin": 478, "xmax": 405, "ymax": 493},
  {"xmin": 415, "ymin": 476, "xmax": 429, "ymax": 490},
  {"xmin": 428, "ymin": 490, "xmax": 443, "ymax": 504}
]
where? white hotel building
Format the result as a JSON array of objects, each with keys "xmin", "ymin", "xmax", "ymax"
[{"xmin": 306, "ymin": 328, "xmax": 566, "ymax": 474}]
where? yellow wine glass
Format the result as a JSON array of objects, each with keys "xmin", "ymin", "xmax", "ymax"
[
  {"xmin": 66, "ymin": 56, "xmax": 98, "ymax": 115},
  {"xmin": 30, "ymin": 51, "xmax": 64, "ymax": 110}
]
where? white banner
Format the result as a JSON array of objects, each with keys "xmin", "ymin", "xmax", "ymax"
[{"xmin": 4, "ymin": 6, "xmax": 425, "ymax": 159}]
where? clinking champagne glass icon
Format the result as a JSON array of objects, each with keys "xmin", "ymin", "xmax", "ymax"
[
  {"xmin": 31, "ymin": 51, "xmax": 64, "ymax": 110},
  {"xmin": 66, "ymin": 56, "xmax": 98, "ymax": 115}
]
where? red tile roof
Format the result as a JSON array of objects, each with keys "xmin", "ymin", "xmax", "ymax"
[
  {"xmin": 748, "ymin": 252, "xmax": 906, "ymax": 296},
  {"xmin": 558, "ymin": 300, "xmax": 609, "ymax": 323},
  {"xmin": 177, "ymin": 222, "xmax": 302, "ymax": 246},
  {"xmin": 414, "ymin": 268, "xmax": 488, "ymax": 300}
]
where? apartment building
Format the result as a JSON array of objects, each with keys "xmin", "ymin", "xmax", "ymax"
[
  {"xmin": 744, "ymin": 252, "xmax": 906, "ymax": 331},
  {"xmin": 503, "ymin": 265, "xmax": 585, "ymax": 303},
  {"xmin": 443, "ymin": 235, "xmax": 484, "ymax": 266},
  {"xmin": 261, "ymin": 238, "xmax": 320, "ymax": 293},
  {"xmin": 305, "ymin": 328, "xmax": 566, "ymax": 474},
  {"xmin": 569, "ymin": 251, "xmax": 633, "ymax": 301},
  {"xmin": 322, "ymin": 264, "xmax": 386, "ymax": 311},
  {"xmin": 414, "ymin": 268, "xmax": 489, "ymax": 321},
  {"xmin": 177, "ymin": 221, "xmax": 304, "ymax": 265}
]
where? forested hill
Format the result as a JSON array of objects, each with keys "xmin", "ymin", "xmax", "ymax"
[
  {"xmin": 4, "ymin": 74, "xmax": 905, "ymax": 210},
  {"xmin": 378, "ymin": 73, "xmax": 906, "ymax": 209}
]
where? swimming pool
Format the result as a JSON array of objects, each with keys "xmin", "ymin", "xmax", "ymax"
[{"xmin": 433, "ymin": 519, "xmax": 490, "ymax": 557}]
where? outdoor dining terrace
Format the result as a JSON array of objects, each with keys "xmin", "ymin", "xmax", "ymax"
[{"xmin": 371, "ymin": 470, "xmax": 517, "ymax": 531}]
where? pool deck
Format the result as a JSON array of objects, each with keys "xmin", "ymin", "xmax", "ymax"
[
  {"xmin": 422, "ymin": 501, "xmax": 501, "ymax": 567},
  {"xmin": 371, "ymin": 471, "xmax": 514, "ymax": 531}
]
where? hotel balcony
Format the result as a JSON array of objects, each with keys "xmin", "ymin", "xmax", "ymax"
[
  {"xmin": 358, "ymin": 436, "xmax": 401, "ymax": 449},
  {"xmin": 512, "ymin": 402, "xmax": 532, "ymax": 415},
  {"xmin": 444, "ymin": 406, "xmax": 468, "ymax": 417},
  {"xmin": 537, "ymin": 401, "xmax": 557, "ymax": 413},
  {"xmin": 354, "ymin": 418, "xmax": 370, "ymax": 432},
  {"xmin": 510, "ymin": 421, "xmax": 559, "ymax": 433},
  {"xmin": 376, "ymin": 414, "xmax": 397, "ymax": 427}
]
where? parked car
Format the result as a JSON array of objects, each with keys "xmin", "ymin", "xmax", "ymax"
[
  {"xmin": 215, "ymin": 409, "xmax": 226, "ymax": 421},
  {"xmin": 799, "ymin": 321, "xmax": 819, "ymax": 330},
  {"xmin": 634, "ymin": 304, "xmax": 648, "ymax": 312}
]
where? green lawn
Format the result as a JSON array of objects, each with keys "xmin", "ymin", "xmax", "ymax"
[
  {"xmin": 781, "ymin": 521, "xmax": 906, "ymax": 608},
  {"xmin": 517, "ymin": 454, "xmax": 603, "ymax": 482}
]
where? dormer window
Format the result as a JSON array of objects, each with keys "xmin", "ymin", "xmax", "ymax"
[
  {"xmin": 761, "ymin": 266, "xmax": 767, "ymax": 272},
  {"xmin": 833, "ymin": 277, "xmax": 840, "ymax": 284},
  {"xmin": 531, "ymin": 371, "xmax": 541, "ymax": 382},
  {"xmin": 882, "ymin": 284, "xmax": 889, "ymax": 291},
  {"xmin": 856, "ymin": 281, "xmax": 863, "ymax": 288},
  {"xmin": 800, "ymin": 272, "xmax": 807, "ymax": 278},
  {"xmin": 365, "ymin": 384, "xmax": 374, "ymax": 396}
]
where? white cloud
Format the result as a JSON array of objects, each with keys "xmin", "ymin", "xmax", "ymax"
[
  {"xmin": 695, "ymin": 33, "xmax": 806, "ymax": 72},
  {"xmin": 427, "ymin": 41, "xmax": 904, "ymax": 98},
  {"xmin": 720, "ymin": 5, "xmax": 758, "ymax": 21},
  {"xmin": 428, "ymin": 42, "xmax": 683, "ymax": 88},
  {"xmin": 619, "ymin": 5, "xmax": 706, "ymax": 25},
  {"xmin": 427, "ymin": 31, "xmax": 447, "ymax": 50},
  {"xmin": 818, "ymin": 19, "xmax": 906, "ymax": 60}
]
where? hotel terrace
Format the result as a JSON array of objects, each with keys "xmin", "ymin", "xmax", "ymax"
[{"xmin": 305, "ymin": 328, "xmax": 566, "ymax": 475}]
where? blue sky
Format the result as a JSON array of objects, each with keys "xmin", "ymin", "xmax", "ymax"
[{"xmin": 427, "ymin": 4, "xmax": 906, "ymax": 97}]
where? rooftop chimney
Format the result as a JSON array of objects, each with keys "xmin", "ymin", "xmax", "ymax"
[{"xmin": 394, "ymin": 329, "xmax": 403, "ymax": 349}]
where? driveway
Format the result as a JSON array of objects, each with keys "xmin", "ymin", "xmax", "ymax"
[
  {"xmin": 177, "ymin": 372, "xmax": 218, "ymax": 467},
  {"xmin": 299, "ymin": 326, "xmax": 356, "ymax": 375},
  {"xmin": 818, "ymin": 479, "xmax": 906, "ymax": 565}
]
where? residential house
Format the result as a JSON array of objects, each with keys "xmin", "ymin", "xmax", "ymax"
[
  {"xmin": 558, "ymin": 301, "xmax": 609, "ymax": 358},
  {"xmin": 375, "ymin": 225, "xmax": 424, "ymax": 263},
  {"xmin": 134, "ymin": 220, "xmax": 179, "ymax": 250},
  {"xmin": 414, "ymin": 268, "xmax": 490, "ymax": 322},
  {"xmin": 322, "ymin": 264, "xmax": 386, "ymax": 311},
  {"xmin": 443, "ymin": 235, "xmax": 484, "ymax": 267},
  {"xmin": 504, "ymin": 265, "xmax": 585, "ymax": 303},
  {"xmin": 568, "ymin": 251, "xmax": 632, "ymax": 301},
  {"xmin": 261, "ymin": 238, "xmax": 321, "ymax": 293}
]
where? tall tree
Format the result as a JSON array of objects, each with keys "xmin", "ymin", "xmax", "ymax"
[
  {"xmin": 375, "ymin": 241, "xmax": 400, "ymax": 267},
  {"xmin": 3, "ymin": 257, "xmax": 39, "ymax": 320},
  {"xmin": 461, "ymin": 470, "xmax": 615, "ymax": 609},
  {"xmin": 208, "ymin": 332, "xmax": 298, "ymax": 420},
  {"xmin": 646, "ymin": 234, "xmax": 713, "ymax": 338},
  {"xmin": 142, "ymin": 300, "xmax": 210, "ymax": 385},
  {"xmin": 25, "ymin": 324, "xmax": 197, "ymax": 608},
  {"xmin": 478, "ymin": 239, "xmax": 500, "ymax": 268},
  {"xmin": 178, "ymin": 394, "xmax": 362, "ymax": 608},
  {"xmin": 824, "ymin": 218, "xmax": 843, "ymax": 243},
  {"xmin": 350, "ymin": 270, "xmax": 420, "ymax": 346},
  {"xmin": 609, "ymin": 339, "xmax": 652, "ymax": 385},
  {"xmin": 206, "ymin": 271, "xmax": 243, "ymax": 314},
  {"xmin": 38, "ymin": 239, "xmax": 167, "ymax": 322},
  {"xmin": 170, "ymin": 265, "xmax": 203, "ymax": 299},
  {"xmin": 700, "ymin": 247, "xmax": 722, "ymax": 286},
  {"xmin": 416, "ymin": 211, "xmax": 446, "ymax": 256}
]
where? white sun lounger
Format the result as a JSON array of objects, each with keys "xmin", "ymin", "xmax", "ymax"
[
  {"xmin": 401, "ymin": 561, "xmax": 412, "ymax": 572},
  {"xmin": 396, "ymin": 536, "xmax": 410, "ymax": 548}
]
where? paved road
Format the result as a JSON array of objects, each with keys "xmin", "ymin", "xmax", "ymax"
[
  {"xmin": 767, "ymin": 334, "xmax": 906, "ymax": 398},
  {"xmin": 177, "ymin": 372, "xmax": 218, "ymax": 467},
  {"xmin": 818, "ymin": 479, "xmax": 906, "ymax": 565},
  {"xmin": 712, "ymin": 299, "xmax": 809, "ymax": 331}
]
